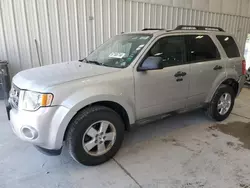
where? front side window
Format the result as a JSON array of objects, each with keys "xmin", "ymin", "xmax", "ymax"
[
  {"xmin": 144, "ymin": 36, "xmax": 186, "ymax": 68},
  {"xmin": 185, "ymin": 35, "xmax": 220, "ymax": 63},
  {"xmin": 86, "ymin": 34, "xmax": 152, "ymax": 68},
  {"xmin": 216, "ymin": 35, "xmax": 240, "ymax": 58}
]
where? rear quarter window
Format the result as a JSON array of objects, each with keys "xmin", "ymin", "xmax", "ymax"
[{"xmin": 216, "ymin": 36, "xmax": 240, "ymax": 58}]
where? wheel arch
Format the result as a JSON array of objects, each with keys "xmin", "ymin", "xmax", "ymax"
[
  {"xmin": 68, "ymin": 100, "xmax": 132, "ymax": 131},
  {"xmin": 59, "ymin": 97, "xmax": 135, "ymax": 145},
  {"xmin": 205, "ymin": 77, "xmax": 239, "ymax": 103}
]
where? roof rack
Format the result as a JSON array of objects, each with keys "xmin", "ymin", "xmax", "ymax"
[
  {"xmin": 142, "ymin": 28, "xmax": 165, "ymax": 31},
  {"xmin": 175, "ymin": 25, "xmax": 225, "ymax": 32}
]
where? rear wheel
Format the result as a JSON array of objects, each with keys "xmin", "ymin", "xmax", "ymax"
[
  {"xmin": 66, "ymin": 106, "xmax": 125, "ymax": 166},
  {"xmin": 205, "ymin": 84, "xmax": 235, "ymax": 121}
]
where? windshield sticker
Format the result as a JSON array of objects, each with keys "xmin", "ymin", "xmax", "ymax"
[
  {"xmin": 139, "ymin": 36, "xmax": 150, "ymax": 40},
  {"xmin": 109, "ymin": 52, "xmax": 126, "ymax": 58},
  {"xmin": 127, "ymin": 57, "xmax": 133, "ymax": 62}
]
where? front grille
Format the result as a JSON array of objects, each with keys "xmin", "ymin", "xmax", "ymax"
[{"xmin": 9, "ymin": 84, "xmax": 20, "ymax": 109}]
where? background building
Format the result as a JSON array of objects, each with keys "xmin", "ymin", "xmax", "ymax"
[{"xmin": 0, "ymin": 0, "xmax": 250, "ymax": 76}]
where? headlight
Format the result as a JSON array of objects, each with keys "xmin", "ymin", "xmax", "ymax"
[{"xmin": 20, "ymin": 91, "xmax": 54, "ymax": 111}]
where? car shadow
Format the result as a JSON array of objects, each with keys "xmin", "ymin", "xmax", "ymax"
[{"xmin": 122, "ymin": 109, "xmax": 214, "ymax": 148}]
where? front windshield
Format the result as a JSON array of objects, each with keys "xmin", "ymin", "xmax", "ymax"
[{"xmin": 86, "ymin": 34, "xmax": 152, "ymax": 68}]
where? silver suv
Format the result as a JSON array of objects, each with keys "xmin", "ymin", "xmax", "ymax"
[{"xmin": 8, "ymin": 25, "xmax": 246, "ymax": 165}]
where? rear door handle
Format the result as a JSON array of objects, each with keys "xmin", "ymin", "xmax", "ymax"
[
  {"xmin": 174, "ymin": 71, "xmax": 187, "ymax": 77},
  {"xmin": 213, "ymin": 65, "xmax": 223, "ymax": 70},
  {"xmin": 176, "ymin": 78, "xmax": 183, "ymax": 82}
]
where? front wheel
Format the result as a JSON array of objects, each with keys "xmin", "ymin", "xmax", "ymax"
[
  {"xmin": 66, "ymin": 106, "xmax": 125, "ymax": 166},
  {"xmin": 205, "ymin": 84, "xmax": 235, "ymax": 121}
]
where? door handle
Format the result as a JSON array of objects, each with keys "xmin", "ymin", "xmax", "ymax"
[
  {"xmin": 176, "ymin": 78, "xmax": 183, "ymax": 82},
  {"xmin": 213, "ymin": 65, "xmax": 223, "ymax": 70},
  {"xmin": 174, "ymin": 71, "xmax": 187, "ymax": 77}
]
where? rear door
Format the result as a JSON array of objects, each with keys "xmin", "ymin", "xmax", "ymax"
[
  {"xmin": 216, "ymin": 35, "xmax": 242, "ymax": 77},
  {"xmin": 185, "ymin": 34, "xmax": 226, "ymax": 107}
]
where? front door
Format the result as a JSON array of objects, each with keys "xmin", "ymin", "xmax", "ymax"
[{"xmin": 134, "ymin": 35, "xmax": 190, "ymax": 120}]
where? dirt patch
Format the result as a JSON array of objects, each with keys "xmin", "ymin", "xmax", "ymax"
[
  {"xmin": 226, "ymin": 141, "xmax": 235, "ymax": 147},
  {"xmin": 211, "ymin": 133, "xmax": 218, "ymax": 137},
  {"xmin": 161, "ymin": 137, "xmax": 177, "ymax": 143},
  {"xmin": 212, "ymin": 122, "xmax": 250, "ymax": 149},
  {"xmin": 181, "ymin": 180, "xmax": 206, "ymax": 188},
  {"xmin": 214, "ymin": 149, "xmax": 227, "ymax": 157}
]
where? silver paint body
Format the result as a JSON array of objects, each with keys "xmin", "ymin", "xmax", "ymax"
[{"xmin": 9, "ymin": 30, "xmax": 246, "ymax": 150}]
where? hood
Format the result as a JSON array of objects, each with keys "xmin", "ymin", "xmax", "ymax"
[{"xmin": 12, "ymin": 61, "xmax": 120, "ymax": 91}]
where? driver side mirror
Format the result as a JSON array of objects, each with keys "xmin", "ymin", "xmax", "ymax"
[{"xmin": 137, "ymin": 56, "xmax": 163, "ymax": 71}]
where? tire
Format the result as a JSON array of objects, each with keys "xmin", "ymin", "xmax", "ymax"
[
  {"xmin": 205, "ymin": 84, "xmax": 235, "ymax": 121},
  {"xmin": 66, "ymin": 105, "xmax": 125, "ymax": 166}
]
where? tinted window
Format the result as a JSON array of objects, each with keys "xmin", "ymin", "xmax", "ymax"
[
  {"xmin": 185, "ymin": 35, "xmax": 220, "ymax": 63},
  {"xmin": 147, "ymin": 36, "xmax": 185, "ymax": 67},
  {"xmin": 216, "ymin": 36, "xmax": 240, "ymax": 58}
]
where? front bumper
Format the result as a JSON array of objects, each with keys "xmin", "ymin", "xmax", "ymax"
[{"xmin": 9, "ymin": 105, "xmax": 71, "ymax": 150}]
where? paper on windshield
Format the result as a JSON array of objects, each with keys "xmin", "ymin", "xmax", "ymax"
[{"xmin": 109, "ymin": 52, "xmax": 126, "ymax": 58}]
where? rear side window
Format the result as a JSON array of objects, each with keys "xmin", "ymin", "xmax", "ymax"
[
  {"xmin": 185, "ymin": 35, "xmax": 220, "ymax": 63},
  {"xmin": 216, "ymin": 36, "xmax": 240, "ymax": 58}
]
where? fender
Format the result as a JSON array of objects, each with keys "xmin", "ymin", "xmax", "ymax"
[
  {"xmin": 61, "ymin": 85, "xmax": 135, "ymax": 123},
  {"xmin": 52, "ymin": 85, "xmax": 136, "ymax": 149},
  {"xmin": 205, "ymin": 69, "xmax": 239, "ymax": 103}
]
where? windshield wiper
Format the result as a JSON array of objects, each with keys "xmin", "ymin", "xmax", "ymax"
[
  {"xmin": 88, "ymin": 60, "xmax": 103, "ymax": 66},
  {"xmin": 79, "ymin": 58, "xmax": 103, "ymax": 66},
  {"xmin": 79, "ymin": 58, "xmax": 87, "ymax": 63}
]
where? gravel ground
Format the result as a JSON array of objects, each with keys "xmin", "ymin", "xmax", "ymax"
[{"xmin": 1, "ymin": 88, "xmax": 250, "ymax": 188}]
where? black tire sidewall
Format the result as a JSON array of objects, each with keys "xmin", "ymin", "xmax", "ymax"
[
  {"xmin": 67, "ymin": 107, "xmax": 124, "ymax": 166},
  {"xmin": 211, "ymin": 85, "xmax": 235, "ymax": 121}
]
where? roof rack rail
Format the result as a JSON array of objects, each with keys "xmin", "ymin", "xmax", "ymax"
[
  {"xmin": 142, "ymin": 28, "xmax": 165, "ymax": 31},
  {"xmin": 175, "ymin": 25, "xmax": 225, "ymax": 32}
]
